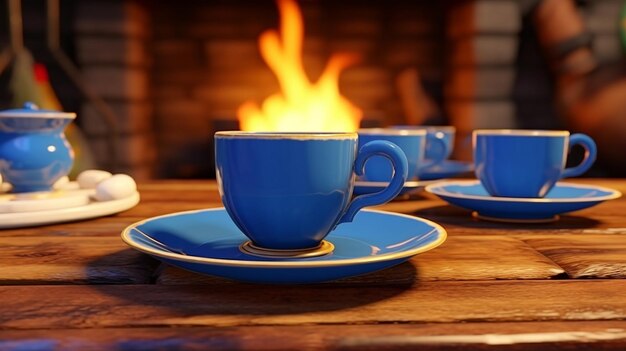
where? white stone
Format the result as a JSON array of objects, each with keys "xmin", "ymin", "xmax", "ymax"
[
  {"xmin": 52, "ymin": 176, "xmax": 70, "ymax": 190},
  {"xmin": 94, "ymin": 174, "xmax": 137, "ymax": 201},
  {"xmin": 77, "ymin": 170, "xmax": 113, "ymax": 189}
]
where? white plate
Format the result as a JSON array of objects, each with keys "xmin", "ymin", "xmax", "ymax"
[
  {"xmin": 0, "ymin": 189, "xmax": 94, "ymax": 213},
  {"xmin": 0, "ymin": 192, "xmax": 140, "ymax": 229}
]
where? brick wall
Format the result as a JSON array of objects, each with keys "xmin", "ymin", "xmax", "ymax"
[{"xmin": 75, "ymin": 0, "xmax": 155, "ymax": 180}]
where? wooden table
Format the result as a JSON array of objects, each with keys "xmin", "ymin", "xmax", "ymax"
[{"xmin": 1, "ymin": 179, "xmax": 626, "ymax": 350}]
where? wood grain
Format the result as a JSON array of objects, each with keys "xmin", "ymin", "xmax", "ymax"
[
  {"xmin": 0, "ymin": 237, "xmax": 158, "ymax": 284},
  {"xmin": 522, "ymin": 235, "xmax": 626, "ymax": 278},
  {"xmin": 157, "ymin": 235, "xmax": 564, "ymax": 284},
  {"xmin": 409, "ymin": 205, "xmax": 613, "ymax": 235},
  {"xmin": 0, "ymin": 217, "xmax": 143, "ymax": 237},
  {"xmin": 412, "ymin": 235, "xmax": 565, "ymax": 280},
  {"xmin": 120, "ymin": 201, "xmax": 223, "ymax": 218},
  {"xmin": 1, "ymin": 280, "xmax": 625, "ymax": 329},
  {"xmin": 1, "ymin": 321, "xmax": 625, "ymax": 350},
  {"xmin": 0, "ymin": 179, "xmax": 625, "ymax": 350},
  {"xmin": 136, "ymin": 184, "xmax": 221, "ymax": 202}
]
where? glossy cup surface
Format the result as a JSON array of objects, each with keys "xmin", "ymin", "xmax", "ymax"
[
  {"xmin": 392, "ymin": 125, "xmax": 455, "ymax": 161},
  {"xmin": 215, "ymin": 131, "xmax": 407, "ymax": 250},
  {"xmin": 473, "ymin": 130, "xmax": 595, "ymax": 198},
  {"xmin": 423, "ymin": 126, "xmax": 455, "ymax": 160}
]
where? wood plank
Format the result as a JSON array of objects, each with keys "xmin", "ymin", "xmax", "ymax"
[
  {"xmin": 137, "ymin": 180, "xmax": 219, "ymax": 191},
  {"xmin": 137, "ymin": 189, "xmax": 221, "ymax": 202},
  {"xmin": 413, "ymin": 236, "xmax": 564, "ymax": 280},
  {"xmin": 1, "ymin": 321, "xmax": 626, "ymax": 350},
  {"xmin": 135, "ymin": 179, "xmax": 221, "ymax": 202},
  {"xmin": 1, "ymin": 280, "xmax": 626, "ymax": 329},
  {"xmin": 0, "ymin": 217, "xmax": 142, "ymax": 237},
  {"xmin": 0, "ymin": 237, "xmax": 157, "ymax": 284},
  {"xmin": 157, "ymin": 236, "xmax": 564, "ymax": 284},
  {"xmin": 406, "ymin": 201, "xmax": 621, "ymax": 235},
  {"xmin": 119, "ymin": 201, "xmax": 223, "ymax": 218},
  {"xmin": 522, "ymin": 235, "xmax": 626, "ymax": 279}
]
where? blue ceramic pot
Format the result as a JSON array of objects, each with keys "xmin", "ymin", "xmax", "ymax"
[{"xmin": 0, "ymin": 102, "xmax": 75, "ymax": 193}]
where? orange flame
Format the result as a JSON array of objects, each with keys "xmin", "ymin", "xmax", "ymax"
[{"xmin": 237, "ymin": 0, "xmax": 362, "ymax": 132}]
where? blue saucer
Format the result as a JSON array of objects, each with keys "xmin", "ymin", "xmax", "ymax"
[
  {"xmin": 419, "ymin": 160, "xmax": 474, "ymax": 181},
  {"xmin": 354, "ymin": 180, "xmax": 435, "ymax": 196},
  {"xmin": 121, "ymin": 208, "xmax": 446, "ymax": 284},
  {"xmin": 425, "ymin": 180, "xmax": 621, "ymax": 223}
]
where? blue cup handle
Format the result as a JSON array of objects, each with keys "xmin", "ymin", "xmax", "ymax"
[
  {"xmin": 562, "ymin": 133, "xmax": 597, "ymax": 178},
  {"xmin": 338, "ymin": 140, "xmax": 408, "ymax": 224},
  {"xmin": 421, "ymin": 134, "xmax": 449, "ymax": 170}
]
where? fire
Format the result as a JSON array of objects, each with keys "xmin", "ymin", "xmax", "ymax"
[{"xmin": 237, "ymin": 0, "xmax": 362, "ymax": 132}]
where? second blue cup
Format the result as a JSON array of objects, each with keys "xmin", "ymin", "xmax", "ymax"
[{"xmin": 358, "ymin": 128, "xmax": 447, "ymax": 181}]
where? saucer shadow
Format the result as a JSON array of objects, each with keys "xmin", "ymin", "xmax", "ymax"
[
  {"xmin": 414, "ymin": 204, "xmax": 600, "ymax": 230},
  {"xmin": 86, "ymin": 251, "xmax": 418, "ymax": 316}
]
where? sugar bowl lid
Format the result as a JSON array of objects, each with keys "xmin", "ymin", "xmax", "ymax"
[{"xmin": 0, "ymin": 102, "xmax": 76, "ymax": 119}]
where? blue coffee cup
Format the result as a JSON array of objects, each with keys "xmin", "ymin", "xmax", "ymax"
[
  {"xmin": 423, "ymin": 126, "xmax": 455, "ymax": 161},
  {"xmin": 358, "ymin": 128, "xmax": 447, "ymax": 181},
  {"xmin": 392, "ymin": 125, "xmax": 455, "ymax": 161},
  {"xmin": 215, "ymin": 131, "xmax": 408, "ymax": 251},
  {"xmin": 473, "ymin": 129, "xmax": 597, "ymax": 198}
]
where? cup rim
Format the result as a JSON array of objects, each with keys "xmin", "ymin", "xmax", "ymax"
[
  {"xmin": 215, "ymin": 131, "xmax": 357, "ymax": 140},
  {"xmin": 391, "ymin": 125, "xmax": 456, "ymax": 133},
  {"xmin": 473, "ymin": 129, "xmax": 570, "ymax": 137},
  {"xmin": 358, "ymin": 128, "xmax": 427, "ymax": 136}
]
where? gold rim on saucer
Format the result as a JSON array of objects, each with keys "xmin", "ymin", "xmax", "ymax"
[
  {"xmin": 472, "ymin": 211, "xmax": 559, "ymax": 224},
  {"xmin": 239, "ymin": 240, "xmax": 335, "ymax": 258}
]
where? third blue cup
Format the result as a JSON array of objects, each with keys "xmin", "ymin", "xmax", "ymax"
[{"xmin": 473, "ymin": 129, "xmax": 597, "ymax": 198}]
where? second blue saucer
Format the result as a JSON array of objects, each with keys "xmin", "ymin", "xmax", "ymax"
[
  {"xmin": 419, "ymin": 160, "xmax": 473, "ymax": 181},
  {"xmin": 425, "ymin": 180, "xmax": 621, "ymax": 223}
]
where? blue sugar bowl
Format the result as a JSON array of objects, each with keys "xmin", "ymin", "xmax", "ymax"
[{"xmin": 0, "ymin": 102, "xmax": 76, "ymax": 193}]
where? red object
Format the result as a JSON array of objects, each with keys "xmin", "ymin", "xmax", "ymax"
[{"xmin": 33, "ymin": 63, "xmax": 49, "ymax": 82}]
